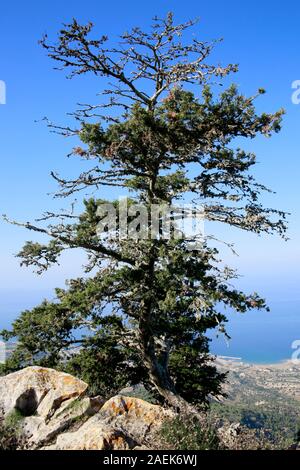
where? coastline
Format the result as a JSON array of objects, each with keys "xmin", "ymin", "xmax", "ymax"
[{"xmin": 215, "ymin": 355, "xmax": 300, "ymax": 370}]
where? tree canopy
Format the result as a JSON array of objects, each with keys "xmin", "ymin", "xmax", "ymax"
[{"xmin": 2, "ymin": 13, "xmax": 287, "ymax": 410}]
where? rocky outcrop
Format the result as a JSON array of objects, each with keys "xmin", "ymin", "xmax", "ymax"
[
  {"xmin": 0, "ymin": 367, "xmax": 171, "ymax": 450},
  {"xmin": 44, "ymin": 395, "xmax": 172, "ymax": 450},
  {"xmin": 1, "ymin": 366, "xmax": 275, "ymax": 450},
  {"xmin": 0, "ymin": 366, "xmax": 88, "ymax": 420},
  {"xmin": 24, "ymin": 394, "xmax": 104, "ymax": 448},
  {"xmin": 216, "ymin": 421, "xmax": 272, "ymax": 450}
]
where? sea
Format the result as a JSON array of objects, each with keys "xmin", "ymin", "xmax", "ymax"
[
  {"xmin": 209, "ymin": 300, "xmax": 300, "ymax": 364},
  {"xmin": 0, "ymin": 298, "xmax": 299, "ymax": 365}
]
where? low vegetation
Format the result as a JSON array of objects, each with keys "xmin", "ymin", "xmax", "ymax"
[{"xmin": 0, "ymin": 416, "xmax": 24, "ymax": 450}]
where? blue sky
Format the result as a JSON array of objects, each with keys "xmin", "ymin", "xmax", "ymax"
[{"xmin": 0, "ymin": 0, "xmax": 299, "ymax": 329}]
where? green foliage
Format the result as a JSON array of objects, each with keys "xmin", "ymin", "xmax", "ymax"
[
  {"xmin": 210, "ymin": 402, "xmax": 300, "ymax": 449},
  {"xmin": 0, "ymin": 409, "xmax": 26, "ymax": 450},
  {"xmin": 4, "ymin": 409, "xmax": 25, "ymax": 432},
  {"xmin": 18, "ymin": 240, "xmax": 63, "ymax": 275},
  {"xmin": 0, "ymin": 411, "xmax": 26, "ymax": 450},
  {"xmin": 2, "ymin": 13, "xmax": 288, "ymax": 409},
  {"xmin": 169, "ymin": 340, "xmax": 227, "ymax": 406},
  {"xmin": 156, "ymin": 414, "xmax": 221, "ymax": 450},
  {"xmin": 0, "ymin": 421, "xmax": 23, "ymax": 450},
  {"xmin": 61, "ymin": 335, "xmax": 146, "ymax": 399}
]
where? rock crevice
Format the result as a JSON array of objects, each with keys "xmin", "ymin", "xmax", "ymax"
[{"xmin": 0, "ymin": 367, "xmax": 170, "ymax": 450}]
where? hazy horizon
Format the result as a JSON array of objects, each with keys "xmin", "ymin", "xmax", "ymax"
[{"xmin": 0, "ymin": 0, "xmax": 299, "ymax": 362}]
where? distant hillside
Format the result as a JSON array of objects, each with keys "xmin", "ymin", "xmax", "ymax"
[{"xmin": 210, "ymin": 357, "xmax": 300, "ymax": 448}]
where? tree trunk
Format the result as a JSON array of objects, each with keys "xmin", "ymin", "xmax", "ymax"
[{"xmin": 138, "ymin": 317, "xmax": 197, "ymax": 414}]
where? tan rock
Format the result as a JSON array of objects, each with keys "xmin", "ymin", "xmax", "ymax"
[
  {"xmin": 24, "ymin": 395, "xmax": 104, "ymax": 448},
  {"xmin": 0, "ymin": 367, "xmax": 172, "ymax": 451},
  {"xmin": 0, "ymin": 366, "xmax": 88, "ymax": 421},
  {"xmin": 45, "ymin": 423, "xmax": 134, "ymax": 450},
  {"xmin": 44, "ymin": 395, "xmax": 172, "ymax": 450},
  {"xmin": 99, "ymin": 395, "xmax": 171, "ymax": 439}
]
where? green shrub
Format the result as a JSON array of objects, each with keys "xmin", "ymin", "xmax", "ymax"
[
  {"xmin": 155, "ymin": 414, "xmax": 221, "ymax": 450},
  {"xmin": 0, "ymin": 416, "xmax": 24, "ymax": 450},
  {"xmin": 4, "ymin": 409, "xmax": 25, "ymax": 432}
]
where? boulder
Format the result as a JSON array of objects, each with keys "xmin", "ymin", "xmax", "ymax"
[
  {"xmin": 216, "ymin": 421, "xmax": 270, "ymax": 450},
  {"xmin": 0, "ymin": 366, "xmax": 88, "ymax": 421},
  {"xmin": 43, "ymin": 395, "xmax": 172, "ymax": 450},
  {"xmin": 24, "ymin": 394, "xmax": 104, "ymax": 448},
  {"xmin": 0, "ymin": 367, "xmax": 172, "ymax": 450},
  {"xmin": 100, "ymin": 395, "xmax": 171, "ymax": 440},
  {"xmin": 44, "ymin": 421, "xmax": 134, "ymax": 450}
]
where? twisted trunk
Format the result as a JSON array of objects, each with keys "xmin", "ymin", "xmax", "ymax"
[
  {"xmin": 138, "ymin": 252, "xmax": 195, "ymax": 413},
  {"xmin": 138, "ymin": 317, "xmax": 199, "ymax": 414}
]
